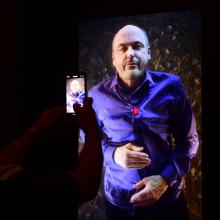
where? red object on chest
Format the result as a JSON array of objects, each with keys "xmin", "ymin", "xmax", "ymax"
[{"xmin": 133, "ymin": 106, "xmax": 139, "ymax": 115}]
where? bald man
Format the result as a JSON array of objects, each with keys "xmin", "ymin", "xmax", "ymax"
[
  {"xmin": 87, "ymin": 25, "xmax": 199, "ymax": 220},
  {"xmin": 66, "ymin": 79, "xmax": 85, "ymax": 113}
]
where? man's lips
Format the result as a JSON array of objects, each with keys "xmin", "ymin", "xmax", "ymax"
[
  {"xmin": 127, "ymin": 62, "xmax": 137, "ymax": 65},
  {"xmin": 126, "ymin": 62, "xmax": 138, "ymax": 68}
]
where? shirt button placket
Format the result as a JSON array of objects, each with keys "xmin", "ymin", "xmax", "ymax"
[{"xmin": 132, "ymin": 106, "xmax": 139, "ymax": 130}]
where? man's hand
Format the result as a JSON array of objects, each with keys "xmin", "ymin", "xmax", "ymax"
[
  {"xmin": 73, "ymin": 97, "xmax": 99, "ymax": 135},
  {"xmin": 31, "ymin": 97, "xmax": 99, "ymax": 142},
  {"xmin": 114, "ymin": 143, "xmax": 151, "ymax": 169},
  {"xmin": 31, "ymin": 106, "xmax": 69, "ymax": 140},
  {"xmin": 130, "ymin": 175, "xmax": 169, "ymax": 207}
]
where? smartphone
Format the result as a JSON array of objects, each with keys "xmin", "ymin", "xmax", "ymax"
[{"xmin": 66, "ymin": 72, "xmax": 87, "ymax": 114}]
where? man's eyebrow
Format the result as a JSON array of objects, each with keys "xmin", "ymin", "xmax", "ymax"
[{"xmin": 117, "ymin": 41, "xmax": 144, "ymax": 47}]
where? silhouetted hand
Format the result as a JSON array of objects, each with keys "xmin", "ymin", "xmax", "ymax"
[
  {"xmin": 29, "ymin": 97, "xmax": 99, "ymax": 144},
  {"xmin": 30, "ymin": 106, "xmax": 72, "ymax": 142},
  {"xmin": 73, "ymin": 97, "xmax": 100, "ymax": 135},
  {"xmin": 0, "ymin": 163, "xmax": 23, "ymax": 181}
]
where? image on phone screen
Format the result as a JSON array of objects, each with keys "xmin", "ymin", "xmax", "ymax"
[{"xmin": 66, "ymin": 73, "xmax": 86, "ymax": 114}]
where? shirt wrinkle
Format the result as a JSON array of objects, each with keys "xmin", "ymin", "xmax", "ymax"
[{"xmin": 87, "ymin": 70, "xmax": 199, "ymax": 215}]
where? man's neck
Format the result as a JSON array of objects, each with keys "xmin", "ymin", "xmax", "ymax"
[{"xmin": 120, "ymin": 73, "xmax": 146, "ymax": 90}]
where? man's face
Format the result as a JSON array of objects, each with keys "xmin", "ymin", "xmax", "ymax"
[
  {"xmin": 112, "ymin": 26, "xmax": 150, "ymax": 83},
  {"xmin": 70, "ymin": 80, "xmax": 80, "ymax": 94}
]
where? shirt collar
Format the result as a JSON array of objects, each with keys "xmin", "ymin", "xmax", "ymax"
[
  {"xmin": 109, "ymin": 70, "xmax": 155, "ymax": 91},
  {"xmin": 145, "ymin": 70, "xmax": 155, "ymax": 87}
]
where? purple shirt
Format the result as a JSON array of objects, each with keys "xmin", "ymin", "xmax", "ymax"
[{"xmin": 88, "ymin": 70, "xmax": 199, "ymax": 216}]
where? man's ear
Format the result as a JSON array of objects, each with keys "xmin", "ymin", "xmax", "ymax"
[
  {"xmin": 147, "ymin": 48, "xmax": 151, "ymax": 60},
  {"xmin": 112, "ymin": 51, "xmax": 115, "ymax": 66}
]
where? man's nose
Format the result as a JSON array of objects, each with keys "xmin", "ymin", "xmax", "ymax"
[{"xmin": 126, "ymin": 46, "xmax": 135, "ymax": 58}]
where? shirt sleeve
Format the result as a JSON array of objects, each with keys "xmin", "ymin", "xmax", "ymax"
[
  {"xmin": 101, "ymin": 139, "xmax": 117, "ymax": 166},
  {"xmin": 87, "ymin": 88, "xmax": 117, "ymax": 167},
  {"xmin": 79, "ymin": 125, "xmax": 116, "ymax": 166},
  {"xmin": 160, "ymin": 76, "xmax": 199, "ymax": 186}
]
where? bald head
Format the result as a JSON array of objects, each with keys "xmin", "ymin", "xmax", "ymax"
[
  {"xmin": 112, "ymin": 25, "xmax": 149, "ymax": 51},
  {"xmin": 111, "ymin": 24, "xmax": 151, "ymax": 88},
  {"xmin": 70, "ymin": 80, "xmax": 80, "ymax": 94}
]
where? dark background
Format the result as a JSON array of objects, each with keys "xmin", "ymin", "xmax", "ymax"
[
  {"xmin": 0, "ymin": 1, "xmax": 78, "ymax": 147},
  {"xmin": 0, "ymin": 0, "xmax": 216, "ymax": 220}
]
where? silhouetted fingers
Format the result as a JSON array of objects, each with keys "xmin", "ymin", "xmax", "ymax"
[{"xmin": 73, "ymin": 103, "xmax": 81, "ymax": 113}]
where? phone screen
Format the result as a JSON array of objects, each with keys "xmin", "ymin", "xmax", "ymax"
[{"xmin": 66, "ymin": 73, "xmax": 86, "ymax": 114}]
